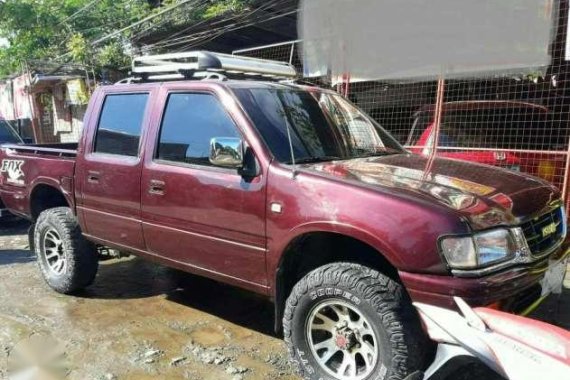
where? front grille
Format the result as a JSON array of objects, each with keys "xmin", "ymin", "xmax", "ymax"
[{"xmin": 521, "ymin": 207, "xmax": 565, "ymax": 256}]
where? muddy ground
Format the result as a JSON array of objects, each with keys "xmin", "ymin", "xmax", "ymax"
[{"xmin": 0, "ymin": 218, "xmax": 569, "ymax": 380}]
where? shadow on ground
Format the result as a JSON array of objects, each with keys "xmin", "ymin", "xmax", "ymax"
[
  {"xmin": 0, "ymin": 249, "xmax": 35, "ymax": 265},
  {"xmin": 0, "ymin": 217, "xmax": 30, "ymax": 237},
  {"xmin": 167, "ymin": 272, "xmax": 276, "ymax": 337},
  {"xmin": 78, "ymin": 257, "xmax": 277, "ymax": 337}
]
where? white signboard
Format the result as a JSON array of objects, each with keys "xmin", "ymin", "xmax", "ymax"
[{"xmin": 301, "ymin": 0, "xmax": 555, "ymax": 80}]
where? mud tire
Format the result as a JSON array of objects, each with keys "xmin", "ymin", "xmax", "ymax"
[
  {"xmin": 34, "ymin": 207, "xmax": 98, "ymax": 294},
  {"xmin": 283, "ymin": 263, "xmax": 426, "ymax": 380}
]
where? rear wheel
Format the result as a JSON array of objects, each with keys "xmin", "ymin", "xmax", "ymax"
[
  {"xmin": 34, "ymin": 207, "xmax": 98, "ymax": 294},
  {"xmin": 284, "ymin": 263, "xmax": 426, "ymax": 380}
]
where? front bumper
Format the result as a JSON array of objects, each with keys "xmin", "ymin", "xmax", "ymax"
[{"xmin": 399, "ymin": 241, "xmax": 569, "ymax": 313}]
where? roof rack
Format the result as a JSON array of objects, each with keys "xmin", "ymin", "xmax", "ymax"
[{"xmin": 130, "ymin": 51, "xmax": 297, "ymax": 82}]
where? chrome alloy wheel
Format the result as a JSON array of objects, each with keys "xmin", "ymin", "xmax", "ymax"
[
  {"xmin": 42, "ymin": 228, "xmax": 67, "ymax": 276},
  {"xmin": 306, "ymin": 299, "xmax": 379, "ymax": 380}
]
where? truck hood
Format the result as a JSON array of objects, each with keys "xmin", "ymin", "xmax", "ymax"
[{"xmin": 300, "ymin": 154, "xmax": 560, "ymax": 230}]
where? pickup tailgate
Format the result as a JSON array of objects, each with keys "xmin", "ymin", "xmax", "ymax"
[{"xmin": 0, "ymin": 144, "xmax": 77, "ymax": 218}]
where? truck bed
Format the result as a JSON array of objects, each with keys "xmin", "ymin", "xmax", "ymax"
[
  {"xmin": 1, "ymin": 143, "xmax": 77, "ymax": 157},
  {"xmin": 0, "ymin": 143, "xmax": 77, "ymax": 219}
]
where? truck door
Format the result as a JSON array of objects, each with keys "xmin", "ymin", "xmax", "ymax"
[
  {"xmin": 76, "ymin": 90, "xmax": 152, "ymax": 251},
  {"xmin": 141, "ymin": 89, "xmax": 267, "ymax": 289}
]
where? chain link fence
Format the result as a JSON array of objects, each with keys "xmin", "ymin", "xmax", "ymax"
[{"xmin": 233, "ymin": 21, "xmax": 570, "ymax": 206}]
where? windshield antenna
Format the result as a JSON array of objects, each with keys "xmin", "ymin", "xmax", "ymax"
[{"xmin": 285, "ymin": 121, "xmax": 297, "ymax": 178}]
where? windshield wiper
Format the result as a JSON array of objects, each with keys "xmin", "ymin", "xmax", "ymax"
[
  {"xmin": 354, "ymin": 149, "xmax": 402, "ymax": 159},
  {"xmin": 289, "ymin": 156, "xmax": 343, "ymax": 164}
]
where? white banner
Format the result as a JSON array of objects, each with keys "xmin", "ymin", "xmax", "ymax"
[{"xmin": 301, "ymin": 0, "xmax": 555, "ymax": 80}]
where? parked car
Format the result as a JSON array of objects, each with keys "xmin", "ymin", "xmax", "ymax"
[
  {"xmin": 406, "ymin": 101, "xmax": 566, "ymax": 188},
  {"xmin": 0, "ymin": 118, "xmax": 23, "ymax": 219},
  {"xmin": 0, "ymin": 52, "xmax": 568, "ymax": 380}
]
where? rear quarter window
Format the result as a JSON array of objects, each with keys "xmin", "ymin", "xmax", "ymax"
[
  {"xmin": 94, "ymin": 93, "xmax": 149, "ymax": 156},
  {"xmin": 0, "ymin": 121, "xmax": 22, "ymax": 144}
]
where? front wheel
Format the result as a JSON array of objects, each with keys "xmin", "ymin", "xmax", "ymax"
[
  {"xmin": 283, "ymin": 263, "xmax": 426, "ymax": 380},
  {"xmin": 34, "ymin": 207, "xmax": 98, "ymax": 294}
]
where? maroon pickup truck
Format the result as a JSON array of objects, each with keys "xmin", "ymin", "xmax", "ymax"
[{"xmin": 0, "ymin": 52, "xmax": 568, "ymax": 380}]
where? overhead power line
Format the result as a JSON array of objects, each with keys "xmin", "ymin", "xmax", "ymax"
[
  {"xmin": 131, "ymin": 0, "xmax": 283, "ymax": 44},
  {"xmin": 58, "ymin": 0, "xmax": 102, "ymax": 26},
  {"xmin": 91, "ymin": 0, "xmax": 196, "ymax": 46},
  {"xmin": 139, "ymin": 0, "xmax": 295, "ymax": 52}
]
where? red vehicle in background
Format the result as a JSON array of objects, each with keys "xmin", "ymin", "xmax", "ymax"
[{"xmin": 406, "ymin": 101, "xmax": 566, "ymax": 188}]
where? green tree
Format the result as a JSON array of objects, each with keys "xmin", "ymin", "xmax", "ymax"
[
  {"xmin": 0, "ymin": 0, "xmax": 150, "ymax": 75},
  {"xmin": 0, "ymin": 0, "xmax": 257, "ymax": 76}
]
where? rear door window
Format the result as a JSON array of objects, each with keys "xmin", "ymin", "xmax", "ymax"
[{"xmin": 94, "ymin": 93, "xmax": 149, "ymax": 156}]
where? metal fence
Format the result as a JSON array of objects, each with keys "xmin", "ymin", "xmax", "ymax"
[
  {"xmin": 233, "ymin": 40, "xmax": 302, "ymax": 69},
  {"xmin": 233, "ymin": 36, "xmax": 570, "ymax": 206}
]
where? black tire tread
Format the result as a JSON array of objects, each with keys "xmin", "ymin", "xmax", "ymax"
[
  {"xmin": 35, "ymin": 207, "xmax": 98, "ymax": 294},
  {"xmin": 283, "ymin": 262, "xmax": 426, "ymax": 380}
]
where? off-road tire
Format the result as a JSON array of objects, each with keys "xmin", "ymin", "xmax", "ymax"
[
  {"xmin": 34, "ymin": 207, "xmax": 98, "ymax": 294},
  {"xmin": 284, "ymin": 263, "xmax": 426, "ymax": 380}
]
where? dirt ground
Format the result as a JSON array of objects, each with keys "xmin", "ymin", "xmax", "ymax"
[{"xmin": 0, "ymin": 218, "xmax": 569, "ymax": 380}]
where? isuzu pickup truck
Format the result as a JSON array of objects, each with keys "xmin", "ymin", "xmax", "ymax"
[{"xmin": 0, "ymin": 52, "xmax": 568, "ymax": 380}]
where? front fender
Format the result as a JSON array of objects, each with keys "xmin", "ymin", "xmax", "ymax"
[{"xmin": 267, "ymin": 220, "xmax": 409, "ymax": 297}]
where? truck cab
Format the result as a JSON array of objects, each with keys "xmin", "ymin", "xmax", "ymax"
[{"xmin": 0, "ymin": 52, "xmax": 568, "ymax": 380}]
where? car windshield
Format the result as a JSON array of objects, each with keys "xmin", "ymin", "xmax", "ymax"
[
  {"xmin": 0, "ymin": 120, "xmax": 22, "ymax": 144},
  {"xmin": 233, "ymin": 87, "xmax": 403, "ymax": 163}
]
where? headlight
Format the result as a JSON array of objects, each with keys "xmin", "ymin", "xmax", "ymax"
[{"xmin": 440, "ymin": 228, "xmax": 520, "ymax": 269}]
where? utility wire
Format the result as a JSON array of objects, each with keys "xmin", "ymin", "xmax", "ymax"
[
  {"xmin": 137, "ymin": 0, "xmax": 282, "ymax": 44},
  {"xmin": 53, "ymin": 0, "xmax": 197, "ymax": 61},
  {"xmin": 128, "ymin": 0, "xmax": 210, "ymax": 42},
  {"xmin": 57, "ymin": 0, "xmax": 102, "ymax": 26},
  {"xmin": 154, "ymin": 6, "xmax": 298, "ymax": 52},
  {"xmin": 91, "ymin": 0, "xmax": 197, "ymax": 46},
  {"xmin": 141, "ymin": 0, "xmax": 292, "ymax": 51},
  {"xmin": 174, "ymin": 9, "xmax": 298, "ymax": 52}
]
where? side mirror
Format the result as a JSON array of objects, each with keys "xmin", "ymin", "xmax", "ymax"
[{"xmin": 209, "ymin": 137, "xmax": 244, "ymax": 168}]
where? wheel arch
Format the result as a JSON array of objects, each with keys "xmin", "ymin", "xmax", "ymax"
[
  {"xmin": 273, "ymin": 225, "xmax": 403, "ymax": 334},
  {"xmin": 29, "ymin": 181, "xmax": 72, "ymax": 221}
]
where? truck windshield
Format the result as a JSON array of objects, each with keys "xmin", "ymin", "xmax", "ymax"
[
  {"xmin": 233, "ymin": 88, "xmax": 403, "ymax": 163},
  {"xmin": 0, "ymin": 121, "xmax": 22, "ymax": 144}
]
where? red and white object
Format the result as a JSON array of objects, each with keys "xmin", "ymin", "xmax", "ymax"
[{"xmin": 415, "ymin": 297, "xmax": 570, "ymax": 380}]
